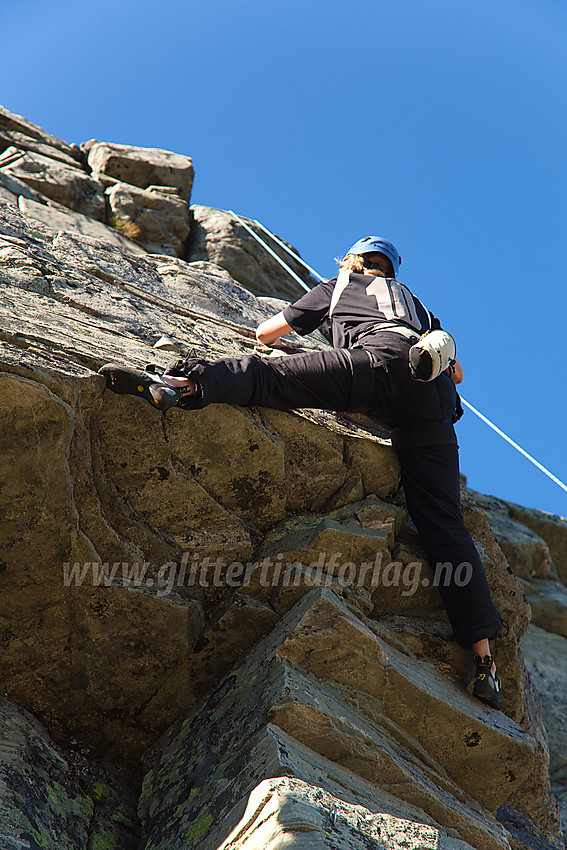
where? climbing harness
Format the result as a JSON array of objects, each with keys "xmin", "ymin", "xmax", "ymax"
[{"xmin": 225, "ymin": 209, "xmax": 567, "ymax": 496}]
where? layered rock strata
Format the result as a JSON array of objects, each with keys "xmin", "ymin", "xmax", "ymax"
[{"xmin": 139, "ymin": 589, "xmax": 532, "ymax": 850}]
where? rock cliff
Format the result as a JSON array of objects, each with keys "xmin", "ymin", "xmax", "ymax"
[{"xmin": 1, "ymin": 104, "xmax": 566, "ymax": 850}]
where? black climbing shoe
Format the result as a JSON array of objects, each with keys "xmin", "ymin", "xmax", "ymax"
[
  {"xmin": 98, "ymin": 364, "xmax": 181, "ymax": 412},
  {"xmin": 472, "ymin": 654, "xmax": 503, "ymax": 710}
]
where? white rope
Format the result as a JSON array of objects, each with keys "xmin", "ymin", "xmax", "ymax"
[
  {"xmin": 227, "ymin": 210, "xmax": 311, "ymax": 292},
  {"xmin": 231, "ymin": 212, "xmax": 567, "ymax": 497},
  {"xmin": 460, "ymin": 397, "xmax": 567, "ymax": 494},
  {"xmin": 252, "ymin": 219, "xmax": 325, "ymax": 281}
]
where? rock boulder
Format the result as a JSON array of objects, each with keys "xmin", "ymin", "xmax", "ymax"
[
  {"xmin": 0, "ymin": 147, "xmax": 106, "ymax": 219},
  {"xmin": 85, "ymin": 140, "xmax": 194, "ymax": 201},
  {"xmin": 187, "ymin": 204, "xmax": 316, "ymax": 300},
  {"xmin": 105, "ymin": 181, "xmax": 190, "ymax": 257}
]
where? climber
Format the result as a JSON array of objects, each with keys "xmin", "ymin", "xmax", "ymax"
[{"xmin": 99, "ymin": 236, "xmax": 504, "ymax": 710}]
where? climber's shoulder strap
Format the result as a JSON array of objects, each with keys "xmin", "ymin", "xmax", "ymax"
[{"xmin": 329, "ymin": 269, "xmax": 351, "ymax": 317}]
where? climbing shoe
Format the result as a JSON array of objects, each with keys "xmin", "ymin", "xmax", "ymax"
[
  {"xmin": 472, "ymin": 654, "xmax": 503, "ymax": 710},
  {"xmin": 98, "ymin": 364, "xmax": 182, "ymax": 412}
]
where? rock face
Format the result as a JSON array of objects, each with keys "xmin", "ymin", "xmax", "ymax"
[
  {"xmin": 196, "ymin": 774, "xmax": 455, "ymax": 850},
  {"xmin": 0, "ymin": 104, "xmax": 566, "ymax": 850},
  {"xmin": 0, "ymin": 146, "xmax": 106, "ymax": 219},
  {"xmin": 105, "ymin": 181, "xmax": 191, "ymax": 257},
  {"xmin": 465, "ymin": 487, "xmax": 567, "ymax": 845},
  {"xmin": 140, "ymin": 589, "xmax": 529, "ymax": 850},
  {"xmin": 0, "ymin": 697, "xmax": 139, "ymax": 849},
  {"xmin": 187, "ymin": 204, "xmax": 316, "ymax": 300},
  {"xmin": 85, "ymin": 140, "xmax": 194, "ymax": 201},
  {"xmin": 0, "ymin": 104, "xmax": 82, "ymax": 164},
  {"xmin": 17, "ymin": 195, "xmax": 147, "ymax": 253}
]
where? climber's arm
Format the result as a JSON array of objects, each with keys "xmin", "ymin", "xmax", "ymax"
[{"xmin": 256, "ymin": 312, "xmax": 293, "ymax": 346}]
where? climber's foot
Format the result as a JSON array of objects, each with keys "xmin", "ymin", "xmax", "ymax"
[
  {"xmin": 98, "ymin": 364, "xmax": 181, "ymax": 411},
  {"xmin": 472, "ymin": 654, "xmax": 503, "ymax": 710}
]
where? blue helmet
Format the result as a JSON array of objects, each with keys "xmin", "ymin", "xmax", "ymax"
[{"xmin": 345, "ymin": 236, "xmax": 401, "ymax": 276}]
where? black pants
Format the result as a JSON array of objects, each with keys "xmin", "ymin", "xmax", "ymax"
[{"xmin": 165, "ymin": 348, "xmax": 502, "ymax": 647}]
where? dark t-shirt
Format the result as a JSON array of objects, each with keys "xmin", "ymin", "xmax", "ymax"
[{"xmin": 282, "ymin": 271, "xmax": 441, "ymax": 356}]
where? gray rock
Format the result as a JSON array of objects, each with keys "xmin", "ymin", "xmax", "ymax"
[
  {"xmin": 0, "ymin": 696, "xmax": 139, "ymax": 850},
  {"xmin": 105, "ymin": 180, "xmax": 190, "ymax": 257},
  {"xmin": 496, "ymin": 803, "xmax": 563, "ymax": 850},
  {"xmin": 0, "ymin": 371, "xmax": 208, "ymax": 777},
  {"xmin": 521, "ymin": 625, "xmax": 567, "ymax": 783},
  {"xmin": 141, "ymin": 724, "xmax": 477, "ymax": 850},
  {"xmin": 258, "ymin": 515, "xmax": 390, "ymax": 597},
  {"xmin": 0, "ymin": 199, "xmax": 403, "ymax": 778},
  {"xmin": 0, "ymin": 183, "xmax": 16, "ymax": 205},
  {"xmin": 187, "ymin": 204, "xmax": 316, "ymax": 299},
  {"xmin": 506, "ymin": 649, "xmax": 561, "ymax": 838},
  {"xmin": 558, "ymin": 791, "xmax": 567, "ymax": 846},
  {"xmin": 460, "ymin": 502, "xmax": 532, "ymax": 647},
  {"xmin": 520, "ymin": 578, "xmax": 567, "ymax": 638},
  {"xmin": 277, "ymin": 590, "xmax": 536, "ymax": 812},
  {"xmin": 18, "ymin": 195, "xmax": 147, "ymax": 253},
  {"xmin": 0, "ymin": 146, "xmax": 106, "ymax": 219},
  {"xmin": 250, "ymin": 513, "xmax": 393, "ymax": 617},
  {"xmin": 139, "ymin": 588, "xmax": 515, "ymax": 850},
  {"xmin": 0, "ymin": 104, "xmax": 78, "ymax": 158},
  {"xmin": 201, "ymin": 773, "xmax": 473, "ymax": 850},
  {"xmin": 0, "ymin": 127, "xmax": 82, "ymax": 167},
  {"xmin": 262, "ymin": 408, "xmax": 350, "ymax": 511},
  {"xmin": 466, "ymin": 487, "xmax": 567, "ymax": 585},
  {"xmin": 371, "ymin": 532, "xmax": 447, "ymax": 621},
  {"xmin": 508, "ymin": 504, "xmax": 567, "ymax": 586},
  {"xmin": 344, "ymin": 431, "xmax": 402, "ymax": 496},
  {"xmin": 86, "ymin": 140, "xmax": 194, "ymax": 201},
  {"xmin": 0, "ymin": 110, "xmax": 564, "ymax": 848},
  {"xmin": 152, "ymin": 334, "xmax": 182, "ymax": 351},
  {"xmin": 484, "ymin": 510, "xmax": 554, "ymax": 580},
  {"xmin": 0, "ymin": 168, "xmax": 59, "ymax": 205},
  {"xmin": 520, "ymin": 625, "xmax": 567, "ymax": 845}
]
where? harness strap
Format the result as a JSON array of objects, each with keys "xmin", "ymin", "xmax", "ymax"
[
  {"xmin": 329, "ymin": 268, "xmax": 350, "ymax": 317},
  {"xmin": 373, "ymin": 322, "xmax": 421, "ymax": 340},
  {"xmin": 347, "ymin": 349, "xmax": 458, "ymax": 443}
]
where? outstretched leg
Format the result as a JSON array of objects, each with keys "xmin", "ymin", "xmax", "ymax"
[
  {"xmin": 101, "ymin": 349, "xmax": 356, "ymax": 413},
  {"xmin": 163, "ymin": 350, "xmax": 354, "ymax": 411}
]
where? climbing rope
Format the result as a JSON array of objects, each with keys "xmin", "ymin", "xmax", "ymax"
[
  {"xmin": 228, "ymin": 210, "xmax": 311, "ymax": 292},
  {"xmin": 252, "ymin": 218, "xmax": 325, "ymax": 282},
  {"xmin": 460, "ymin": 398, "xmax": 567, "ymax": 495},
  {"xmin": 226, "ymin": 209, "xmax": 567, "ymax": 496}
]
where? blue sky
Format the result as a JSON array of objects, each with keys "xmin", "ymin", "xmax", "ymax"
[{"xmin": 3, "ymin": 0, "xmax": 567, "ymax": 517}]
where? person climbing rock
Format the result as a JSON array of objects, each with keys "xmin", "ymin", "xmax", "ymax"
[{"xmin": 99, "ymin": 235, "xmax": 504, "ymax": 710}]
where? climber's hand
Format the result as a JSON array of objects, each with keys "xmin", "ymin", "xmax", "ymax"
[{"xmin": 448, "ymin": 359, "xmax": 464, "ymax": 385}]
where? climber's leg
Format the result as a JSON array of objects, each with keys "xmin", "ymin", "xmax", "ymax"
[
  {"xmin": 161, "ymin": 349, "xmax": 356, "ymax": 411},
  {"xmin": 396, "ymin": 441, "xmax": 503, "ymax": 648}
]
